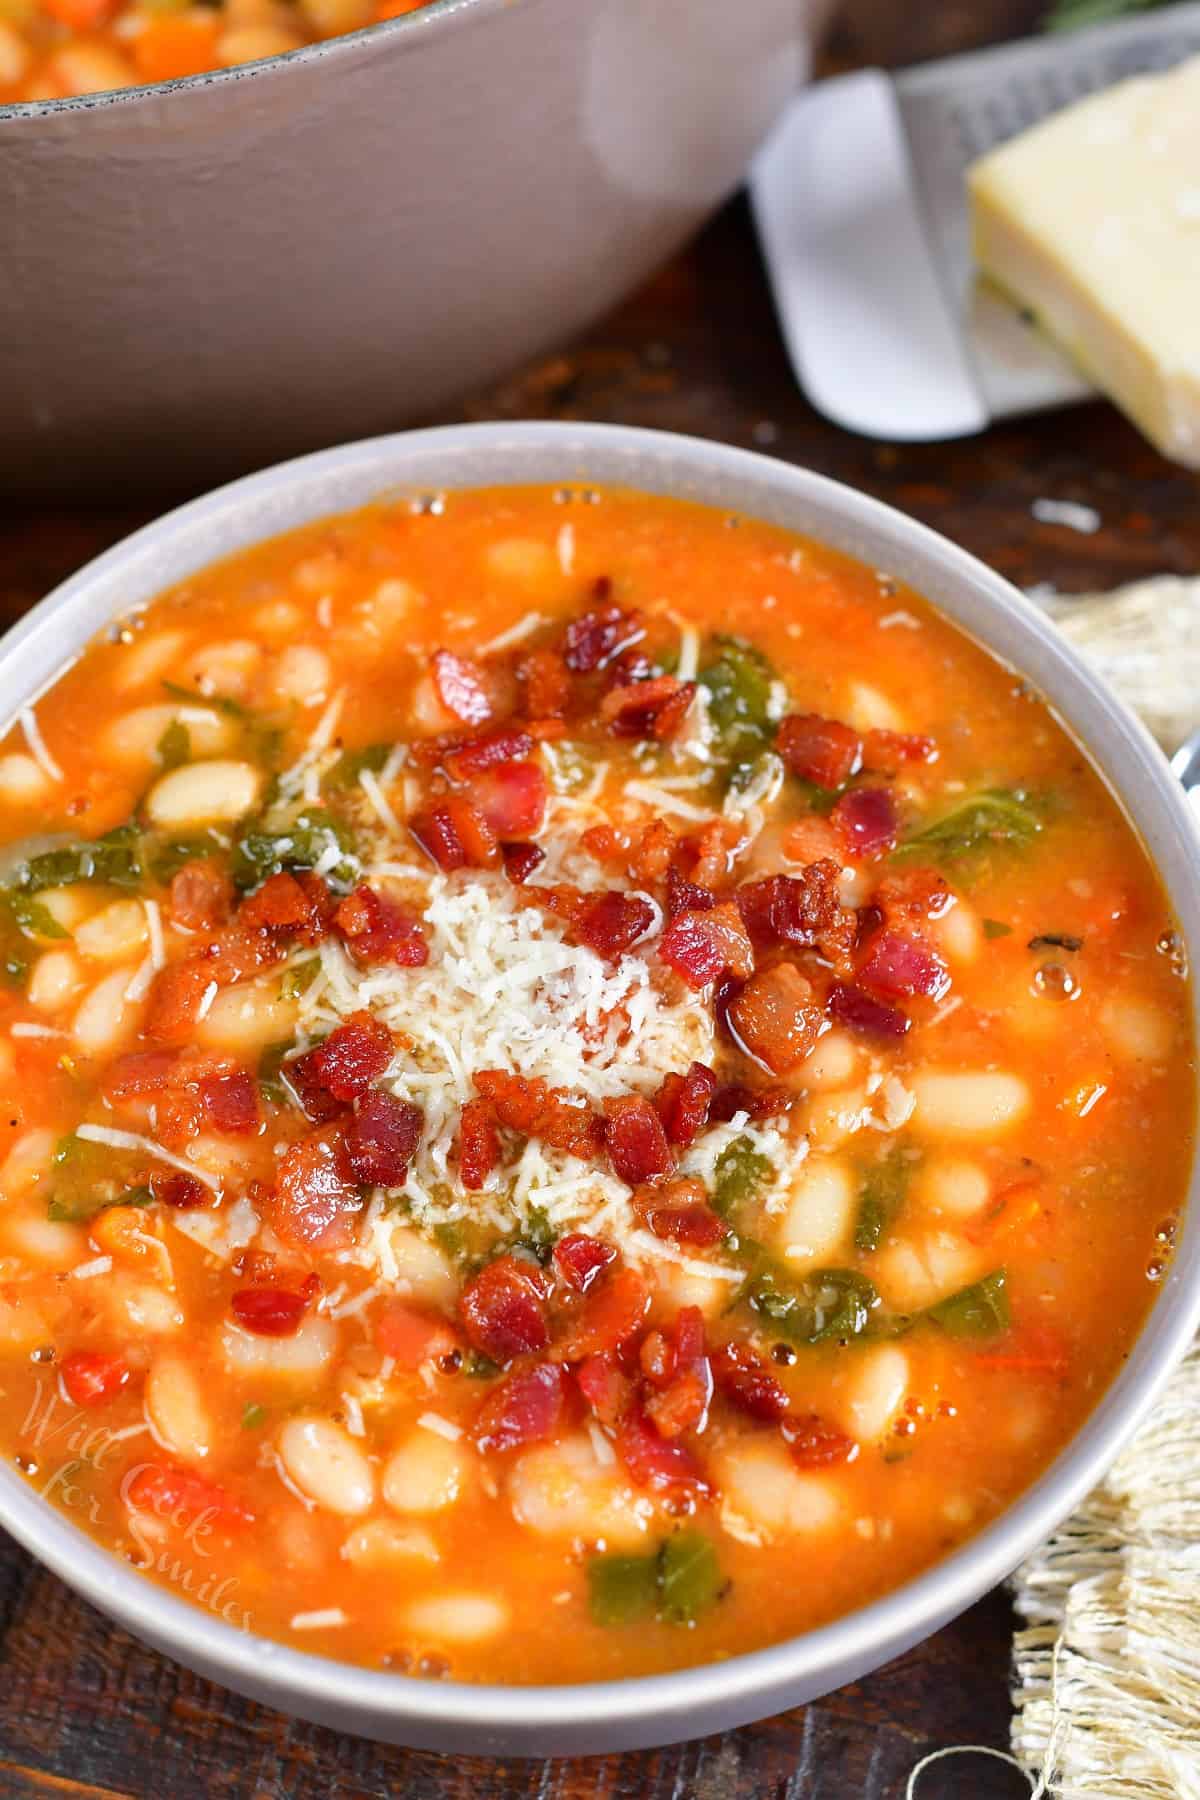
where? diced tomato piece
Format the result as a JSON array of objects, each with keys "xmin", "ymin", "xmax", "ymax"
[
  {"xmin": 501, "ymin": 841, "xmax": 546, "ymax": 885},
  {"xmin": 239, "ymin": 871, "xmax": 333, "ymax": 943},
  {"xmin": 517, "ymin": 648, "xmax": 571, "ymax": 719},
  {"xmin": 199, "ymin": 1068, "xmax": 260, "ymax": 1135},
  {"xmin": 150, "ymin": 1170, "xmax": 210, "ymax": 1210},
  {"xmin": 230, "ymin": 1287, "xmax": 309, "ymax": 1338},
  {"xmin": 333, "ymin": 885, "xmax": 428, "ymax": 967},
  {"xmin": 270, "ymin": 1131, "xmax": 360, "ymax": 1249},
  {"xmin": 473, "ymin": 1070, "xmax": 603, "ymax": 1159},
  {"xmin": 289, "ymin": 1012, "xmax": 393, "ymax": 1117},
  {"xmin": 826, "ymin": 981, "xmax": 911, "ymax": 1040},
  {"xmin": 458, "ymin": 1098, "xmax": 501, "ymax": 1191},
  {"xmin": 709, "ymin": 1082, "xmax": 791, "ymax": 1124},
  {"xmin": 345, "ymin": 1090, "xmax": 422, "ymax": 1187},
  {"xmin": 727, "ymin": 963, "xmax": 824, "ymax": 1075},
  {"xmin": 575, "ymin": 1354, "xmax": 631, "ymax": 1427},
  {"xmin": 376, "ymin": 1301, "xmax": 459, "ymax": 1369},
  {"xmin": 777, "ymin": 714, "xmax": 861, "ymax": 788},
  {"xmin": 665, "ymin": 866, "xmax": 717, "ymax": 919},
  {"xmin": 442, "ymin": 727, "xmax": 534, "ymax": 780},
  {"xmin": 862, "ymin": 728, "xmax": 937, "ymax": 773},
  {"xmin": 604, "ymin": 1095, "xmax": 674, "ymax": 1186},
  {"xmin": 168, "ymin": 860, "xmax": 233, "ymax": 932},
  {"xmin": 60, "ymin": 1350, "xmax": 131, "ymax": 1409},
  {"xmin": 474, "ymin": 1360, "xmax": 566, "ymax": 1454},
  {"xmin": 123, "ymin": 1462, "xmax": 254, "ymax": 1532},
  {"xmin": 460, "ymin": 1255, "xmax": 551, "ymax": 1364},
  {"xmin": 832, "ymin": 786, "xmax": 899, "ymax": 859},
  {"xmin": 635, "ymin": 1179, "xmax": 727, "ymax": 1248},
  {"xmin": 599, "ymin": 675, "xmax": 697, "ymax": 741},
  {"xmin": 783, "ymin": 1413, "xmax": 858, "ymax": 1468},
  {"xmin": 710, "ymin": 1341, "xmax": 789, "ymax": 1422},
  {"xmin": 557, "ymin": 1265, "xmax": 650, "ymax": 1361},
  {"xmin": 617, "ymin": 1407, "xmax": 711, "ymax": 1495},
  {"xmin": 553, "ymin": 1233, "xmax": 617, "ymax": 1295},
  {"xmin": 660, "ymin": 902, "xmax": 754, "ymax": 989},
  {"xmin": 655, "ymin": 1061, "xmax": 717, "ymax": 1147},
  {"xmin": 431, "ymin": 648, "xmax": 492, "ymax": 725},
  {"xmin": 857, "ymin": 930, "xmax": 950, "ymax": 1000},
  {"xmin": 467, "ymin": 761, "xmax": 547, "ymax": 838},
  {"xmin": 562, "ymin": 603, "xmax": 644, "ymax": 673}
]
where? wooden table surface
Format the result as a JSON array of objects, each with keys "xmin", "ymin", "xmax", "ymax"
[{"xmin": 2, "ymin": 4, "xmax": 1198, "ymax": 1796}]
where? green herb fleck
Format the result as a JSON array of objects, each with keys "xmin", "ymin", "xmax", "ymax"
[
  {"xmin": 280, "ymin": 960, "xmax": 319, "ymax": 1001},
  {"xmin": 927, "ymin": 1270, "xmax": 1010, "ymax": 1339},
  {"xmin": 326, "ymin": 743, "xmax": 392, "ymax": 791},
  {"xmin": 464, "ymin": 1352, "xmax": 501, "ymax": 1381},
  {"xmin": 231, "ymin": 807, "xmax": 358, "ymax": 892},
  {"xmin": 162, "ymin": 680, "xmax": 247, "ymax": 720},
  {"xmin": 657, "ymin": 1531, "xmax": 723, "ymax": 1625},
  {"xmin": 512, "ymin": 1204, "xmax": 555, "ymax": 1265},
  {"xmin": 588, "ymin": 1552, "xmax": 661, "ymax": 1627},
  {"xmin": 854, "ymin": 1147, "xmax": 913, "ymax": 1253},
  {"xmin": 712, "ymin": 1136, "xmax": 773, "ymax": 1219},
  {"xmin": 241, "ymin": 1402, "xmax": 267, "ymax": 1431},
  {"xmin": 257, "ymin": 1039, "xmax": 295, "ymax": 1105},
  {"xmin": 893, "ymin": 789, "xmax": 1042, "ymax": 867},
  {"xmin": 982, "ymin": 918, "xmax": 1013, "ymax": 939},
  {"xmin": 433, "ymin": 1221, "xmax": 466, "ymax": 1262},
  {"xmin": 746, "ymin": 1266, "xmax": 879, "ymax": 1345},
  {"xmin": 156, "ymin": 718, "xmax": 191, "ymax": 771}
]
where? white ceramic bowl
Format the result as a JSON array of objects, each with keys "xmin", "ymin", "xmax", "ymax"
[{"xmin": 0, "ymin": 423, "xmax": 1196, "ymax": 1755}]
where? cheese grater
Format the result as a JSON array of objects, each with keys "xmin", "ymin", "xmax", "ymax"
[{"xmin": 749, "ymin": 6, "xmax": 1200, "ymax": 442}]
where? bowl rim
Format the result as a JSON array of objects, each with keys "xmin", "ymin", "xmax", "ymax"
[{"xmin": 0, "ymin": 419, "xmax": 1196, "ymax": 1746}]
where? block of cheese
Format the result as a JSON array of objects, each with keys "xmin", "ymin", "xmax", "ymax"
[{"xmin": 968, "ymin": 55, "xmax": 1200, "ymax": 468}]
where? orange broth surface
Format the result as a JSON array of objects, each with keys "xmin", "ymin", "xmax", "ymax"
[{"xmin": 0, "ymin": 483, "xmax": 1189, "ymax": 1685}]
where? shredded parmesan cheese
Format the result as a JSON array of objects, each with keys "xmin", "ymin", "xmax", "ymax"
[
  {"xmin": 71, "ymin": 1255, "xmax": 113, "ymax": 1280},
  {"xmin": 418, "ymin": 1412, "xmax": 463, "ymax": 1442},
  {"xmin": 290, "ymin": 1608, "xmax": 348, "ymax": 1631},
  {"xmin": 75, "ymin": 1122, "xmax": 221, "ymax": 1191},
  {"xmin": 18, "ymin": 707, "xmax": 63, "ymax": 783}
]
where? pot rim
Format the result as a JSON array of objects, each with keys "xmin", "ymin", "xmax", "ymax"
[{"xmin": 0, "ymin": 420, "xmax": 1196, "ymax": 1749}]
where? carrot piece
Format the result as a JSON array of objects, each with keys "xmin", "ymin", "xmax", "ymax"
[
  {"xmin": 132, "ymin": 17, "xmax": 220, "ymax": 84},
  {"xmin": 966, "ymin": 1180, "xmax": 1043, "ymax": 1247}
]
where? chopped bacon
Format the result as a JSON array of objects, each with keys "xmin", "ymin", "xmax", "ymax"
[
  {"xmin": 874, "ymin": 868, "xmax": 953, "ymax": 924},
  {"xmin": 501, "ymin": 841, "xmax": 546, "ymax": 885},
  {"xmin": 782, "ymin": 1413, "xmax": 857, "ymax": 1469},
  {"xmin": 599, "ymin": 674, "xmax": 697, "ymax": 741},
  {"xmin": 665, "ymin": 865, "xmax": 717, "ymax": 919},
  {"xmin": 333, "ymin": 885, "xmax": 428, "ymax": 967},
  {"xmin": 641, "ymin": 1306, "xmax": 712, "ymax": 1439},
  {"xmin": 862, "ymin": 728, "xmax": 937, "ymax": 774},
  {"xmin": 411, "ymin": 795, "xmax": 499, "ymax": 871},
  {"xmin": 168, "ymin": 860, "xmax": 233, "ymax": 932},
  {"xmin": 150, "ymin": 1170, "xmax": 210, "ymax": 1211},
  {"xmin": 239, "ymin": 871, "xmax": 334, "ymax": 944},
  {"xmin": 832, "ymin": 786, "xmax": 899, "ymax": 859},
  {"xmin": 727, "ymin": 962, "xmax": 824, "ymax": 1075},
  {"xmin": 660, "ymin": 902, "xmax": 754, "ymax": 989},
  {"xmin": 60, "ymin": 1350, "xmax": 131, "ymax": 1409},
  {"xmin": 269, "ymin": 1130, "xmax": 360, "ymax": 1249},
  {"xmin": 605, "ymin": 1095, "xmax": 674, "ymax": 1187},
  {"xmin": 376, "ymin": 1301, "xmax": 460, "ymax": 1369},
  {"xmin": 655, "ymin": 1061, "xmax": 717, "ymax": 1147},
  {"xmin": 826, "ymin": 981, "xmax": 911, "ymax": 1040},
  {"xmin": 460, "ymin": 1255, "xmax": 551, "ymax": 1364},
  {"xmin": 124, "ymin": 1462, "xmax": 254, "ymax": 1532},
  {"xmin": 575, "ymin": 1353, "xmax": 631, "ymax": 1427},
  {"xmin": 473, "ymin": 1070, "xmax": 603, "ymax": 1159},
  {"xmin": 580, "ymin": 824, "xmax": 627, "ymax": 866},
  {"xmin": 709, "ymin": 1082, "xmax": 791, "ymax": 1124},
  {"xmin": 536, "ymin": 884, "xmax": 655, "ymax": 960},
  {"xmin": 684, "ymin": 818, "xmax": 744, "ymax": 891},
  {"xmin": 431, "ymin": 648, "xmax": 492, "ymax": 725},
  {"xmin": 616, "ymin": 1407, "xmax": 711, "ymax": 1495},
  {"xmin": 288, "ymin": 1012, "xmax": 392, "ymax": 1122},
  {"xmin": 553, "ymin": 1233, "xmax": 617, "ymax": 1295},
  {"xmin": 557, "ymin": 1266, "xmax": 650, "ymax": 1361},
  {"xmin": 345, "ymin": 1090, "xmax": 422, "ymax": 1187},
  {"xmin": 199, "ymin": 1068, "xmax": 261, "ymax": 1135},
  {"xmin": 857, "ymin": 930, "xmax": 950, "ymax": 1000},
  {"xmin": 230, "ymin": 1286, "xmax": 309, "ymax": 1338},
  {"xmin": 144, "ymin": 931, "xmax": 282, "ymax": 1043},
  {"xmin": 467, "ymin": 761, "xmax": 547, "ymax": 838},
  {"xmin": 474, "ymin": 1360, "xmax": 566, "ymax": 1454},
  {"xmin": 777, "ymin": 714, "xmax": 861, "ymax": 788},
  {"xmin": 626, "ymin": 819, "xmax": 675, "ymax": 885},
  {"xmin": 736, "ymin": 863, "xmax": 853, "ymax": 966},
  {"xmin": 562, "ymin": 603, "xmax": 644, "ymax": 673},
  {"xmin": 103, "ymin": 1048, "xmax": 179, "ymax": 1100},
  {"xmin": 517, "ymin": 648, "xmax": 570, "ymax": 719},
  {"xmin": 442, "ymin": 726, "xmax": 534, "ymax": 780},
  {"xmin": 458, "ymin": 1097, "xmax": 501, "ymax": 1192},
  {"xmin": 634, "ymin": 1177, "xmax": 727, "ymax": 1248},
  {"xmin": 710, "ymin": 1341, "xmax": 789, "ymax": 1423}
]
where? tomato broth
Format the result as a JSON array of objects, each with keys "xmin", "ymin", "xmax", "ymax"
[{"xmin": 0, "ymin": 484, "xmax": 1189, "ymax": 1685}]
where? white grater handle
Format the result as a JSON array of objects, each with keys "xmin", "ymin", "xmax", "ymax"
[{"xmin": 749, "ymin": 70, "xmax": 988, "ymax": 443}]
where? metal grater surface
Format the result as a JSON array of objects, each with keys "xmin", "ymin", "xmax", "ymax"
[{"xmin": 750, "ymin": 7, "xmax": 1200, "ymax": 441}]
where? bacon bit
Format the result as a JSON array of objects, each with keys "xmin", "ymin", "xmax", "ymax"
[
  {"xmin": 826, "ymin": 981, "xmax": 911, "ymax": 1040},
  {"xmin": 857, "ymin": 930, "xmax": 950, "ymax": 1001},
  {"xmin": 441, "ymin": 726, "xmax": 534, "ymax": 780},
  {"xmin": 685, "ymin": 818, "xmax": 744, "ymax": 891},
  {"xmin": 553, "ymin": 1233, "xmax": 618, "ymax": 1295},
  {"xmin": 60, "ymin": 1350, "xmax": 131, "ymax": 1409},
  {"xmin": 617, "ymin": 1407, "xmax": 711, "ymax": 1495},
  {"xmin": 458, "ymin": 1098, "xmax": 501, "ymax": 1192},
  {"xmin": 665, "ymin": 866, "xmax": 717, "ymax": 919},
  {"xmin": 873, "ymin": 868, "xmax": 954, "ymax": 925},
  {"xmin": 144, "ymin": 934, "xmax": 281, "ymax": 1043},
  {"xmin": 777, "ymin": 714, "xmax": 861, "ymax": 789},
  {"xmin": 604, "ymin": 1095, "xmax": 674, "ymax": 1187},
  {"xmin": 333, "ymin": 885, "xmax": 428, "ymax": 967},
  {"xmin": 782, "ymin": 1413, "xmax": 858, "ymax": 1468},
  {"xmin": 411, "ymin": 795, "xmax": 499, "ymax": 872},
  {"xmin": 432, "ymin": 648, "xmax": 492, "ymax": 725},
  {"xmin": 627, "ymin": 819, "xmax": 676, "ymax": 884},
  {"xmin": 288, "ymin": 1013, "xmax": 393, "ymax": 1123},
  {"xmin": 709, "ymin": 1082, "xmax": 791, "ymax": 1124},
  {"xmin": 727, "ymin": 962, "xmax": 824, "ymax": 1075},
  {"xmin": 575, "ymin": 1353, "xmax": 631, "ymax": 1427},
  {"xmin": 460, "ymin": 1255, "xmax": 552, "ymax": 1364},
  {"xmin": 660, "ymin": 902, "xmax": 754, "ymax": 989},
  {"xmin": 736, "ymin": 863, "xmax": 853, "ymax": 965},
  {"xmin": 710, "ymin": 1341, "xmax": 789, "ymax": 1422},
  {"xmin": 975, "ymin": 1320, "xmax": 1069, "ymax": 1379},
  {"xmin": 580, "ymin": 824, "xmax": 627, "ymax": 866},
  {"xmin": 231, "ymin": 1286, "xmax": 309, "ymax": 1338},
  {"xmin": 655, "ymin": 1061, "xmax": 718, "ymax": 1147},
  {"xmin": 467, "ymin": 761, "xmax": 547, "ymax": 839},
  {"xmin": 832, "ymin": 786, "xmax": 899, "ymax": 859},
  {"xmin": 599, "ymin": 674, "xmax": 696, "ymax": 741},
  {"xmin": 376, "ymin": 1302, "xmax": 460, "ymax": 1369},
  {"xmin": 473, "ymin": 1070, "xmax": 603, "ymax": 1159},
  {"xmin": 474, "ymin": 1360, "xmax": 566, "ymax": 1454},
  {"xmin": 199, "ymin": 1068, "xmax": 261, "ymax": 1135},
  {"xmin": 501, "ymin": 841, "xmax": 546, "ymax": 885},
  {"xmin": 634, "ymin": 1177, "xmax": 727, "ymax": 1248},
  {"xmin": 270, "ymin": 1131, "xmax": 360, "ymax": 1249},
  {"xmin": 517, "ymin": 648, "xmax": 570, "ymax": 719},
  {"xmin": 557, "ymin": 1266, "xmax": 650, "ymax": 1362},
  {"xmin": 150, "ymin": 1169, "xmax": 210, "ymax": 1211},
  {"xmin": 103, "ymin": 1049, "xmax": 179, "ymax": 1100},
  {"xmin": 536, "ymin": 885, "xmax": 656, "ymax": 960},
  {"xmin": 124, "ymin": 1463, "xmax": 254, "ymax": 1532},
  {"xmin": 344, "ymin": 1090, "xmax": 423, "ymax": 1188},
  {"xmin": 642, "ymin": 1307, "xmax": 712, "ymax": 1439},
  {"xmin": 562, "ymin": 603, "xmax": 644, "ymax": 673},
  {"xmin": 862, "ymin": 728, "xmax": 937, "ymax": 774},
  {"xmin": 168, "ymin": 860, "xmax": 233, "ymax": 932},
  {"xmin": 239, "ymin": 871, "xmax": 334, "ymax": 943}
]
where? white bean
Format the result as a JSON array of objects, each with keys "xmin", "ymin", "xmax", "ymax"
[
  {"xmin": 778, "ymin": 1157, "xmax": 855, "ymax": 1269},
  {"xmin": 388, "ymin": 1227, "xmax": 458, "ymax": 1310},
  {"xmin": 404, "ymin": 1592, "xmax": 509, "ymax": 1645},
  {"xmin": 179, "ymin": 638, "xmax": 263, "ymax": 701},
  {"xmin": 845, "ymin": 680, "xmax": 906, "ymax": 733},
  {"xmin": 381, "ymin": 1432, "xmax": 468, "ymax": 1515},
  {"xmin": 220, "ymin": 1313, "xmax": 337, "ymax": 1377},
  {"xmin": 106, "ymin": 1277, "xmax": 184, "ymax": 1336},
  {"xmin": 146, "ymin": 1353, "xmax": 213, "ymax": 1464},
  {"xmin": 252, "ymin": 599, "xmax": 305, "ymax": 639},
  {"xmin": 1102, "ymin": 995, "xmax": 1175, "ymax": 1066},
  {"xmin": 342, "ymin": 1519, "xmax": 440, "ymax": 1568},
  {"xmin": 0, "ymin": 1293, "xmax": 50, "ymax": 1351},
  {"xmin": 648, "ymin": 1260, "xmax": 730, "ymax": 1322},
  {"xmin": 3, "ymin": 1213, "xmax": 85, "ymax": 1269},
  {"xmin": 355, "ymin": 578, "xmax": 422, "ymax": 639},
  {"xmin": 113, "ymin": 631, "xmax": 191, "ymax": 694},
  {"xmin": 929, "ymin": 899, "xmax": 981, "ymax": 965},
  {"xmin": 509, "ymin": 1433, "xmax": 651, "ymax": 1548},
  {"xmin": 196, "ymin": 980, "xmax": 298, "ymax": 1054},
  {"xmin": 36, "ymin": 885, "xmax": 91, "ymax": 933},
  {"xmin": 145, "ymin": 760, "xmax": 261, "ymax": 830},
  {"xmin": 803, "ymin": 1085, "xmax": 870, "ymax": 1151},
  {"xmin": 0, "ymin": 754, "xmax": 50, "ymax": 802},
  {"xmin": 915, "ymin": 1157, "xmax": 991, "ymax": 1220},
  {"xmin": 832, "ymin": 1345, "xmax": 909, "ymax": 1444},
  {"xmin": 715, "ymin": 1438, "xmax": 841, "ymax": 1541},
  {"xmin": 874, "ymin": 1230, "xmax": 984, "ymax": 1313},
  {"xmin": 485, "ymin": 537, "xmax": 559, "ymax": 590},
  {"xmin": 277, "ymin": 1415, "xmax": 374, "ymax": 1516},
  {"xmin": 72, "ymin": 968, "xmax": 142, "ymax": 1055},
  {"xmin": 799, "ymin": 1029, "xmax": 860, "ymax": 1092},
  {"xmin": 104, "ymin": 703, "xmax": 234, "ymax": 768},
  {"xmin": 0, "ymin": 1128, "xmax": 57, "ymax": 1200},
  {"xmin": 270, "ymin": 646, "xmax": 330, "ymax": 706},
  {"xmin": 909, "ymin": 1070, "xmax": 1030, "ymax": 1138},
  {"xmin": 29, "ymin": 948, "xmax": 84, "ymax": 1012},
  {"xmin": 74, "ymin": 899, "xmax": 149, "ymax": 963}
]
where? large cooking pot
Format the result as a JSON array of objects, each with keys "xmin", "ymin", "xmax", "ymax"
[{"xmin": 0, "ymin": 0, "xmax": 821, "ymax": 497}]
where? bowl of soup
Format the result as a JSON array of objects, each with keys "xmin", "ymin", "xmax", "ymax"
[
  {"xmin": 0, "ymin": 0, "xmax": 825, "ymax": 497},
  {"xmin": 0, "ymin": 421, "xmax": 1193, "ymax": 1754}
]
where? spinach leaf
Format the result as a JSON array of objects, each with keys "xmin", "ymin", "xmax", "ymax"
[
  {"xmin": 698, "ymin": 637, "xmax": 776, "ymax": 758},
  {"xmin": 7, "ymin": 892, "xmax": 69, "ymax": 941},
  {"xmin": 326, "ymin": 743, "xmax": 392, "ymax": 791},
  {"xmin": 280, "ymin": 959, "xmax": 319, "ymax": 1001},
  {"xmin": 854, "ymin": 1147, "xmax": 914, "ymax": 1253},
  {"xmin": 156, "ymin": 718, "xmax": 191, "ymax": 771},
  {"xmin": 257, "ymin": 1039, "xmax": 296, "ymax": 1104},
  {"xmin": 927, "ymin": 1270, "xmax": 1010, "ymax": 1338},
  {"xmin": 46, "ymin": 1134, "xmax": 153, "ymax": 1222},
  {"xmin": 746, "ymin": 1267, "xmax": 879, "ymax": 1345},
  {"xmin": 893, "ymin": 789, "xmax": 1042, "ymax": 866},
  {"xmin": 162, "ymin": 680, "xmax": 247, "ymax": 721},
  {"xmin": 588, "ymin": 1553, "xmax": 660, "ymax": 1627},
  {"xmin": 712, "ymin": 1136, "xmax": 773, "ymax": 1218},
  {"xmin": 658, "ymin": 1531, "xmax": 723, "ymax": 1625},
  {"xmin": 230, "ymin": 807, "xmax": 358, "ymax": 892},
  {"xmin": 144, "ymin": 833, "xmax": 225, "ymax": 884},
  {"xmin": 16, "ymin": 825, "xmax": 143, "ymax": 895},
  {"xmin": 511, "ymin": 1204, "xmax": 555, "ymax": 1265}
]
